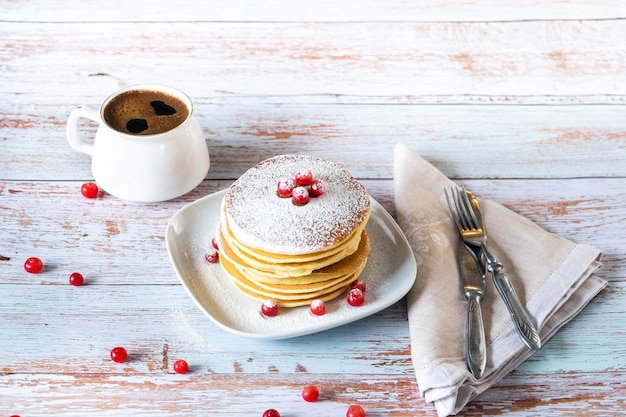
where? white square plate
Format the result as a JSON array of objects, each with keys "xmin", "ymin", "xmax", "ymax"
[{"xmin": 166, "ymin": 189, "xmax": 417, "ymax": 340}]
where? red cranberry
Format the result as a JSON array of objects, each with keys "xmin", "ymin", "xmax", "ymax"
[
  {"xmin": 294, "ymin": 169, "xmax": 313, "ymax": 186},
  {"xmin": 173, "ymin": 359, "xmax": 189, "ymax": 374},
  {"xmin": 261, "ymin": 300, "xmax": 279, "ymax": 317},
  {"xmin": 351, "ymin": 279, "xmax": 366, "ymax": 293},
  {"xmin": 110, "ymin": 346, "xmax": 128, "ymax": 363},
  {"xmin": 263, "ymin": 410, "xmax": 280, "ymax": 417},
  {"xmin": 310, "ymin": 299, "xmax": 326, "ymax": 316},
  {"xmin": 347, "ymin": 288, "xmax": 365, "ymax": 307},
  {"xmin": 291, "ymin": 186, "xmax": 310, "ymax": 205},
  {"xmin": 24, "ymin": 257, "xmax": 43, "ymax": 273},
  {"xmin": 346, "ymin": 405, "xmax": 366, "ymax": 417},
  {"xmin": 69, "ymin": 272, "xmax": 84, "ymax": 286},
  {"xmin": 302, "ymin": 385, "xmax": 319, "ymax": 402},
  {"xmin": 81, "ymin": 182, "xmax": 99, "ymax": 198},
  {"xmin": 309, "ymin": 179, "xmax": 326, "ymax": 197},
  {"xmin": 205, "ymin": 249, "xmax": 219, "ymax": 263},
  {"xmin": 277, "ymin": 178, "xmax": 296, "ymax": 197},
  {"xmin": 211, "ymin": 236, "xmax": 219, "ymax": 250}
]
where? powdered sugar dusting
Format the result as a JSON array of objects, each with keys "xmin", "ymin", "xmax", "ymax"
[{"xmin": 224, "ymin": 155, "xmax": 370, "ymax": 254}]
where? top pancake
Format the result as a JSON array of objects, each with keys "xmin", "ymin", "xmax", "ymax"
[{"xmin": 223, "ymin": 155, "xmax": 371, "ymax": 255}]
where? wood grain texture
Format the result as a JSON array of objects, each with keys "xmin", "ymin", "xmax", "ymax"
[
  {"xmin": 3, "ymin": 371, "xmax": 625, "ymax": 416},
  {"xmin": 1, "ymin": 0, "xmax": 625, "ymax": 416},
  {"xmin": 2, "ymin": 104, "xmax": 626, "ymax": 181},
  {"xmin": 0, "ymin": 281, "xmax": 622, "ymax": 375},
  {"xmin": 2, "ymin": 20, "xmax": 626, "ymax": 99}
]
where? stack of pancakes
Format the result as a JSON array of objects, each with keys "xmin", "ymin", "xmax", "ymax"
[{"xmin": 216, "ymin": 155, "xmax": 371, "ymax": 307}]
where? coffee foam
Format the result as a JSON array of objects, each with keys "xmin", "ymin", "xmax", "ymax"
[{"xmin": 103, "ymin": 90, "xmax": 189, "ymax": 135}]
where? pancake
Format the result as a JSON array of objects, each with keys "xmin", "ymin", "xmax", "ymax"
[
  {"xmin": 221, "ymin": 255, "xmax": 363, "ymax": 300},
  {"xmin": 218, "ymin": 230, "xmax": 370, "ymax": 285},
  {"xmin": 223, "ymin": 155, "xmax": 371, "ymax": 255},
  {"xmin": 216, "ymin": 154, "xmax": 371, "ymax": 307},
  {"xmin": 233, "ymin": 282, "xmax": 351, "ymax": 308},
  {"xmin": 218, "ymin": 214, "xmax": 367, "ymax": 277}
]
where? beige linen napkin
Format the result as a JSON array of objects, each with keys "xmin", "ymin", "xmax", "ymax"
[{"xmin": 393, "ymin": 143, "xmax": 606, "ymax": 416}]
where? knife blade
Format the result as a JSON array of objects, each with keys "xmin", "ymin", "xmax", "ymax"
[{"xmin": 459, "ymin": 239, "xmax": 487, "ymax": 379}]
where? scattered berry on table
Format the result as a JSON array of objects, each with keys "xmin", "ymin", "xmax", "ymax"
[
  {"xmin": 346, "ymin": 288, "xmax": 365, "ymax": 307},
  {"xmin": 262, "ymin": 409, "xmax": 280, "ymax": 417},
  {"xmin": 211, "ymin": 236, "xmax": 219, "ymax": 250},
  {"xmin": 24, "ymin": 257, "xmax": 43, "ymax": 273},
  {"xmin": 309, "ymin": 179, "xmax": 326, "ymax": 197},
  {"xmin": 291, "ymin": 186, "xmax": 310, "ymax": 205},
  {"xmin": 350, "ymin": 279, "xmax": 366, "ymax": 293},
  {"xmin": 277, "ymin": 178, "xmax": 296, "ymax": 198},
  {"xmin": 110, "ymin": 346, "xmax": 128, "ymax": 363},
  {"xmin": 310, "ymin": 299, "xmax": 326, "ymax": 316},
  {"xmin": 261, "ymin": 300, "xmax": 279, "ymax": 317},
  {"xmin": 295, "ymin": 169, "xmax": 313, "ymax": 186},
  {"xmin": 302, "ymin": 385, "xmax": 319, "ymax": 402},
  {"xmin": 69, "ymin": 272, "xmax": 84, "ymax": 286},
  {"xmin": 205, "ymin": 249, "xmax": 219, "ymax": 263},
  {"xmin": 81, "ymin": 182, "xmax": 99, "ymax": 198},
  {"xmin": 173, "ymin": 359, "xmax": 189, "ymax": 374},
  {"xmin": 346, "ymin": 405, "xmax": 366, "ymax": 417}
]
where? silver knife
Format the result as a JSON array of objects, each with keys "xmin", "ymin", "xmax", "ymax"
[
  {"xmin": 459, "ymin": 240, "xmax": 487, "ymax": 379},
  {"xmin": 465, "ymin": 190, "xmax": 542, "ymax": 351}
]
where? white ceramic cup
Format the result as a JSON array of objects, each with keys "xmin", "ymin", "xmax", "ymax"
[{"xmin": 66, "ymin": 84, "xmax": 210, "ymax": 202}]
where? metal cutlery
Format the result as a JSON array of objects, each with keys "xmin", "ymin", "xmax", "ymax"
[
  {"xmin": 458, "ymin": 239, "xmax": 487, "ymax": 378},
  {"xmin": 445, "ymin": 186, "xmax": 541, "ymax": 351}
]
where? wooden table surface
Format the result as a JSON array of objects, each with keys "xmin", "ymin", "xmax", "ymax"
[{"xmin": 1, "ymin": 1, "xmax": 625, "ymax": 415}]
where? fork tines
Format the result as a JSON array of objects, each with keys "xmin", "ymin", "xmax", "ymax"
[{"xmin": 445, "ymin": 186, "xmax": 479, "ymax": 232}]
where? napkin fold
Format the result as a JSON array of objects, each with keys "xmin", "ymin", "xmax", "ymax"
[{"xmin": 393, "ymin": 143, "xmax": 606, "ymax": 416}]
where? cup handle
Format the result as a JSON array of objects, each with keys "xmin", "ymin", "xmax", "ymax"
[{"xmin": 66, "ymin": 105, "xmax": 101, "ymax": 156}]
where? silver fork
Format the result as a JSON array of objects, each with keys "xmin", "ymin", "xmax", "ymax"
[{"xmin": 445, "ymin": 186, "xmax": 542, "ymax": 350}]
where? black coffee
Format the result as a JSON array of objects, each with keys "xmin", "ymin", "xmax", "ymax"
[{"xmin": 103, "ymin": 89, "xmax": 190, "ymax": 135}]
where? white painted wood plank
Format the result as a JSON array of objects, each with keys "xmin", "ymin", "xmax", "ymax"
[
  {"xmin": 2, "ymin": 20, "xmax": 625, "ymax": 99},
  {"xmin": 1, "ymin": 0, "xmax": 625, "ymax": 22},
  {"xmin": 0, "ymin": 282, "xmax": 621, "ymax": 375},
  {"xmin": 2, "ymin": 104, "xmax": 626, "ymax": 181},
  {"xmin": 2, "ymin": 371, "xmax": 625, "ymax": 416},
  {"xmin": 0, "ymin": 284, "xmax": 412, "ymax": 375},
  {"xmin": 473, "ymin": 371, "xmax": 626, "ymax": 415},
  {"xmin": 2, "ymin": 374, "xmax": 428, "ymax": 416}
]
